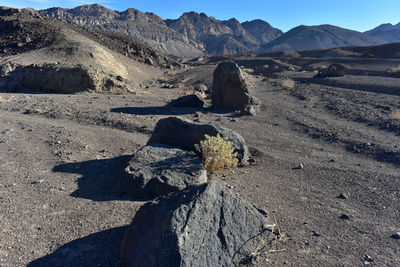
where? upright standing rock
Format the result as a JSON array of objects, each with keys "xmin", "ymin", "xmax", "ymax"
[{"xmin": 212, "ymin": 61, "xmax": 260, "ymax": 115}]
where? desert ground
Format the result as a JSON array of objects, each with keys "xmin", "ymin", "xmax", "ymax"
[
  {"xmin": 0, "ymin": 7, "xmax": 399, "ymax": 267},
  {"xmin": 1, "ymin": 51, "xmax": 400, "ymax": 266}
]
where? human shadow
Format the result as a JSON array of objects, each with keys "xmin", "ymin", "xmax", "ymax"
[
  {"xmin": 52, "ymin": 155, "xmax": 132, "ymax": 201},
  {"xmin": 28, "ymin": 226, "xmax": 126, "ymax": 267}
]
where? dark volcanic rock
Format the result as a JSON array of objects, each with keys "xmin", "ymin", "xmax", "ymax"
[
  {"xmin": 316, "ymin": 64, "xmax": 346, "ymax": 78},
  {"xmin": 121, "ymin": 182, "xmax": 275, "ymax": 267},
  {"xmin": 118, "ymin": 143, "xmax": 207, "ymax": 199},
  {"xmin": 167, "ymin": 94, "xmax": 204, "ymax": 108},
  {"xmin": 147, "ymin": 117, "xmax": 249, "ymax": 162},
  {"xmin": 212, "ymin": 61, "xmax": 260, "ymax": 115}
]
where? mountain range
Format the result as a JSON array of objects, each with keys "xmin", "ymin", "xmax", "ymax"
[{"xmin": 38, "ymin": 4, "xmax": 399, "ymax": 57}]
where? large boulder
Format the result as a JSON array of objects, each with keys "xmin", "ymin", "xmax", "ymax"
[
  {"xmin": 167, "ymin": 94, "xmax": 204, "ymax": 108},
  {"xmin": 1, "ymin": 63, "xmax": 129, "ymax": 93},
  {"xmin": 121, "ymin": 182, "xmax": 275, "ymax": 267},
  {"xmin": 212, "ymin": 61, "xmax": 260, "ymax": 115},
  {"xmin": 316, "ymin": 64, "xmax": 346, "ymax": 78},
  {"xmin": 118, "ymin": 143, "xmax": 207, "ymax": 199},
  {"xmin": 147, "ymin": 117, "xmax": 249, "ymax": 163}
]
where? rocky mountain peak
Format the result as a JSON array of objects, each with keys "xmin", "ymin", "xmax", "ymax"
[{"xmin": 70, "ymin": 4, "xmax": 115, "ymax": 17}]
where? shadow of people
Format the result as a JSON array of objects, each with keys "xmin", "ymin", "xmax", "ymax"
[
  {"xmin": 28, "ymin": 226, "xmax": 126, "ymax": 267},
  {"xmin": 53, "ymin": 155, "xmax": 132, "ymax": 201}
]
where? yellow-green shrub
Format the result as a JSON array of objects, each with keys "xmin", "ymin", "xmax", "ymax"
[{"xmin": 195, "ymin": 134, "xmax": 238, "ymax": 172}]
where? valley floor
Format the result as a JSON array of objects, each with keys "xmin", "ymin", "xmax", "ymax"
[{"xmin": 0, "ymin": 65, "xmax": 399, "ymax": 266}]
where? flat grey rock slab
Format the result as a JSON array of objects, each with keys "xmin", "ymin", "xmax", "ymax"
[{"xmin": 118, "ymin": 143, "xmax": 207, "ymax": 199}]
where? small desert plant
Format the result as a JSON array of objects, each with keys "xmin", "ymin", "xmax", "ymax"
[
  {"xmin": 281, "ymin": 78, "xmax": 295, "ymax": 89},
  {"xmin": 195, "ymin": 134, "xmax": 238, "ymax": 172},
  {"xmin": 391, "ymin": 109, "xmax": 400, "ymax": 120},
  {"xmin": 242, "ymin": 67, "xmax": 254, "ymax": 74},
  {"xmin": 391, "ymin": 65, "xmax": 400, "ymax": 74}
]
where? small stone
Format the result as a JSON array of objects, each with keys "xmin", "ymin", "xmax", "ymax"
[
  {"xmin": 32, "ymin": 179, "xmax": 44, "ymax": 184},
  {"xmin": 254, "ymin": 205, "xmax": 268, "ymax": 217},
  {"xmin": 312, "ymin": 231, "xmax": 321, "ymax": 237},
  {"xmin": 390, "ymin": 232, "xmax": 400, "ymax": 239},
  {"xmin": 337, "ymin": 193, "xmax": 348, "ymax": 199},
  {"xmin": 364, "ymin": 255, "xmax": 373, "ymax": 262},
  {"xmin": 293, "ymin": 163, "xmax": 304, "ymax": 170},
  {"xmin": 339, "ymin": 214, "xmax": 350, "ymax": 220}
]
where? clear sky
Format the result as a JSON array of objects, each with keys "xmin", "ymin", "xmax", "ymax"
[{"xmin": 2, "ymin": 0, "xmax": 400, "ymax": 32}]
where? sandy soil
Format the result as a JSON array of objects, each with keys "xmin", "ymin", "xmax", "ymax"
[{"xmin": 0, "ymin": 57, "xmax": 399, "ymax": 267}]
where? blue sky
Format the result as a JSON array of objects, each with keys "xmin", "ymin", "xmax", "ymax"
[{"xmin": 2, "ymin": 0, "xmax": 400, "ymax": 32}]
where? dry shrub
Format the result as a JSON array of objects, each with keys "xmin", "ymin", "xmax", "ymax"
[
  {"xmin": 242, "ymin": 67, "xmax": 254, "ymax": 74},
  {"xmin": 281, "ymin": 78, "xmax": 295, "ymax": 89},
  {"xmin": 195, "ymin": 134, "xmax": 238, "ymax": 173},
  {"xmin": 391, "ymin": 109, "xmax": 400, "ymax": 120},
  {"xmin": 176, "ymin": 84, "xmax": 194, "ymax": 97},
  {"xmin": 391, "ymin": 65, "xmax": 400, "ymax": 74}
]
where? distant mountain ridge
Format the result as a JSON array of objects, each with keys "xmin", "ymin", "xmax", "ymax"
[
  {"xmin": 41, "ymin": 4, "xmax": 204, "ymax": 57},
  {"xmin": 39, "ymin": 4, "xmax": 283, "ymax": 56},
  {"xmin": 37, "ymin": 4, "xmax": 399, "ymax": 57},
  {"xmin": 259, "ymin": 24, "xmax": 385, "ymax": 52},
  {"xmin": 365, "ymin": 23, "xmax": 400, "ymax": 43},
  {"xmin": 165, "ymin": 12, "xmax": 282, "ymax": 55}
]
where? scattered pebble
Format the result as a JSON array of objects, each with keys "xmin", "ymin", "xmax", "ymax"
[
  {"xmin": 32, "ymin": 179, "xmax": 44, "ymax": 185},
  {"xmin": 339, "ymin": 214, "xmax": 350, "ymax": 220},
  {"xmin": 390, "ymin": 232, "xmax": 400, "ymax": 239},
  {"xmin": 364, "ymin": 255, "xmax": 373, "ymax": 263},
  {"xmin": 293, "ymin": 163, "xmax": 304, "ymax": 170},
  {"xmin": 337, "ymin": 193, "xmax": 349, "ymax": 199},
  {"xmin": 312, "ymin": 231, "xmax": 321, "ymax": 237}
]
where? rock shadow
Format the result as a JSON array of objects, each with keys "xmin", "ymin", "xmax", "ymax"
[
  {"xmin": 112, "ymin": 106, "xmax": 240, "ymax": 117},
  {"xmin": 28, "ymin": 226, "xmax": 126, "ymax": 267},
  {"xmin": 53, "ymin": 155, "xmax": 131, "ymax": 201},
  {"xmin": 111, "ymin": 106, "xmax": 204, "ymax": 116}
]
